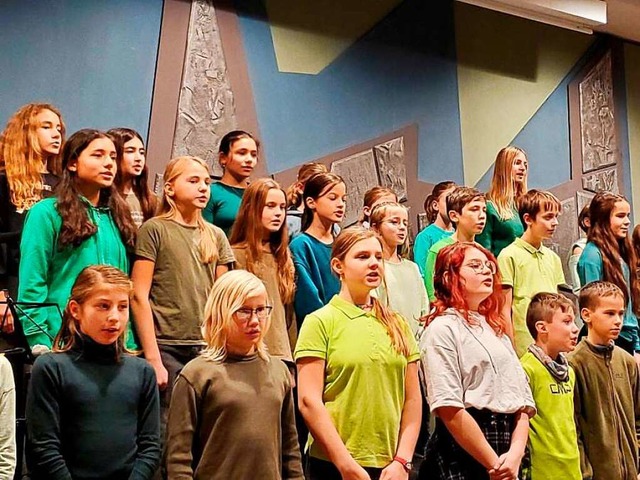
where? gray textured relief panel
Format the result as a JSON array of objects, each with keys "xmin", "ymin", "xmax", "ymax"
[
  {"xmin": 373, "ymin": 137, "xmax": 407, "ymax": 202},
  {"xmin": 582, "ymin": 167, "xmax": 618, "ymax": 194},
  {"xmin": 172, "ymin": 0, "xmax": 237, "ymax": 176},
  {"xmin": 579, "ymin": 51, "xmax": 618, "ymax": 173},
  {"xmin": 331, "ymin": 150, "xmax": 379, "ymax": 226},
  {"xmin": 546, "ymin": 197, "xmax": 578, "ymax": 283}
]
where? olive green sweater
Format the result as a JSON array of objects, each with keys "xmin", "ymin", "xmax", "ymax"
[{"xmin": 568, "ymin": 339, "xmax": 640, "ymax": 480}]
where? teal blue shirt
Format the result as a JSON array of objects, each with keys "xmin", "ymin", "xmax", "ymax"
[
  {"xmin": 413, "ymin": 224, "xmax": 453, "ymax": 278},
  {"xmin": 476, "ymin": 201, "xmax": 524, "ymax": 258},
  {"xmin": 290, "ymin": 233, "xmax": 340, "ymax": 328},
  {"xmin": 18, "ymin": 197, "xmax": 138, "ymax": 350},
  {"xmin": 578, "ymin": 241, "xmax": 640, "ymax": 351},
  {"xmin": 203, "ymin": 182, "xmax": 245, "ymax": 236}
]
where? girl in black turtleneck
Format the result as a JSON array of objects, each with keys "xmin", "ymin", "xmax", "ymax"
[{"xmin": 26, "ymin": 265, "xmax": 160, "ymax": 480}]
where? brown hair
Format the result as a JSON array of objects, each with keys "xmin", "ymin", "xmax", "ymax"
[
  {"xmin": 108, "ymin": 127, "xmax": 158, "ymax": 222},
  {"xmin": 579, "ymin": 280, "xmax": 625, "ymax": 313},
  {"xmin": 54, "ymin": 265, "xmax": 135, "ymax": 356},
  {"xmin": 526, "ymin": 292, "xmax": 575, "ymax": 339},
  {"xmin": 517, "ymin": 189, "xmax": 561, "ymax": 226},
  {"xmin": 360, "ymin": 186, "xmax": 397, "ymax": 224},
  {"xmin": 301, "ymin": 172, "xmax": 345, "ymax": 231},
  {"xmin": 446, "ymin": 186, "xmax": 485, "ymax": 217},
  {"xmin": 229, "ymin": 178, "xmax": 295, "ymax": 303},
  {"xmin": 331, "ymin": 226, "xmax": 412, "ymax": 356},
  {"xmin": 0, "ymin": 103, "xmax": 66, "ymax": 210},
  {"xmin": 159, "ymin": 156, "xmax": 218, "ymax": 264},
  {"xmin": 487, "ymin": 146, "xmax": 528, "ymax": 220},
  {"xmin": 424, "ymin": 181, "xmax": 456, "ymax": 224},
  {"xmin": 286, "ymin": 162, "xmax": 328, "ymax": 208},
  {"xmin": 56, "ymin": 129, "xmax": 137, "ymax": 249},
  {"xmin": 587, "ymin": 192, "xmax": 639, "ymax": 314}
]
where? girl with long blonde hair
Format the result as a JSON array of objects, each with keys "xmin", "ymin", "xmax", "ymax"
[
  {"xmin": 370, "ymin": 202, "xmax": 429, "ymax": 335},
  {"xmin": 296, "ymin": 226, "xmax": 421, "ymax": 480},
  {"xmin": 0, "ymin": 103, "xmax": 65, "ymax": 331},
  {"xmin": 229, "ymin": 178, "xmax": 297, "ymax": 364},
  {"xmin": 131, "ymin": 156, "xmax": 235, "ymax": 428},
  {"xmin": 476, "ymin": 146, "xmax": 528, "ymax": 257},
  {"xmin": 26, "ymin": 265, "xmax": 160, "ymax": 479},
  {"xmin": 165, "ymin": 269, "xmax": 303, "ymax": 479}
]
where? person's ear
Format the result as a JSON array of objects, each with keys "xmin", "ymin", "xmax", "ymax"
[
  {"xmin": 218, "ymin": 152, "xmax": 227, "ymax": 168},
  {"xmin": 580, "ymin": 307, "xmax": 591, "ymax": 325},
  {"xmin": 331, "ymin": 258, "xmax": 343, "ymax": 278},
  {"xmin": 536, "ymin": 320, "xmax": 548, "ymax": 335},
  {"xmin": 363, "ymin": 206, "xmax": 371, "ymax": 217},
  {"xmin": 431, "ymin": 200, "xmax": 439, "ymax": 212},
  {"xmin": 67, "ymin": 159, "xmax": 78, "ymax": 172},
  {"xmin": 305, "ymin": 196, "xmax": 316, "ymax": 211},
  {"xmin": 68, "ymin": 300, "xmax": 80, "ymax": 320},
  {"xmin": 523, "ymin": 212, "xmax": 533, "ymax": 227},
  {"xmin": 449, "ymin": 210, "xmax": 459, "ymax": 224}
]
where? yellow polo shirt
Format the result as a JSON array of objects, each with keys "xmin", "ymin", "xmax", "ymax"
[
  {"xmin": 498, "ymin": 237, "xmax": 565, "ymax": 356},
  {"xmin": 294, "ymin": 295, "xmax": 420, "ymax": 468}
]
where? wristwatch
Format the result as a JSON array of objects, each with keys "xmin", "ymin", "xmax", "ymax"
[{"xmin": 393, "ymin": 456, "xmax": 412, "ymax": 472}]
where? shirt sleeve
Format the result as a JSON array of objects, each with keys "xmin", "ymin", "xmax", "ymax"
[
  {"xmin": 279, "ymin": 363, "xmax": 304, "ymax": 480},
  {"xmin": 497, "ymin": 250, "xmax": 515, "ymax": 288},
  {"xmin": 554, "ymin": 253, "xmax": 566, "ymax": 286},
  {"xmin": 26, "ymin": 356, "xmax": 73, "ymax": 480},
  {"xmin": 165, "ymin": 375, "xmax": 199, "ymax": 479},
  {"xmin": 0, "ymin": 356, "xmax": 15, "ymax": 479},
  {"xmin": 294, "ymin": 313, "xmax": 329, "ymax": 361},
  {"xmin": 577, "ymin": 245, "xmax": 603, "ymax": 286},
  {"xmin": 17, "ymin": 202, "xmax": 59, "ymax": 348},
  {"xmin": 212, "ymin": 225, "xmax": 235, "ymax": 265},
  {"xmin": 135, "ymin": 221, "xmax": 161, "ymax": 262},
  {"xmin": 291, "ymin": 242, "xmax": 325, "ymax": 324},
  {"xmin": 128, "ymin": 362, "xmax": 161, "ymax": 480},
  {"xmin": 422, "ymin": 318, "xmax": 465, "ymax": 411},
  {"xmin": 424, "ymin": 247, "xmax": 438, "ymax": 302},
  {"xmin": 413, "ymin": 230, "xmax": 428, "ymax": 278}
]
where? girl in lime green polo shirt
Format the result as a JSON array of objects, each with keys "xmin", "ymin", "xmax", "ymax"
[{"xmin": 295, "ymin": 226, "xmax": 421, "ymax": 480}]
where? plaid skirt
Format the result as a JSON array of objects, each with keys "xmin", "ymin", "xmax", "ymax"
[{"xmin": 418, "ymin": 408, "xmax": 530, "ymax": 480}]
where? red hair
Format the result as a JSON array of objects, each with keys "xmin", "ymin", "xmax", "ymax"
[{"xmin": 426, "ymin": 242, "xmax": 507, "ymax": 335}]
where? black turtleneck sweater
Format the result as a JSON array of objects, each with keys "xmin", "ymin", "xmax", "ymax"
[{"xmin": 26, "ymin": 335, "xmax": 160, "ymax": 480}]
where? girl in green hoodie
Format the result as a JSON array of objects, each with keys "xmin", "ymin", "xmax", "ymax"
[{"xmin": 18, "ymin": 129, "xmax": 138, "ymax": 354}]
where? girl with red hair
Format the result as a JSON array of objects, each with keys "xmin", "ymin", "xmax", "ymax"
[{"xmin": 419, "ymin": 242, "xmax": 534, "ymax": 480}]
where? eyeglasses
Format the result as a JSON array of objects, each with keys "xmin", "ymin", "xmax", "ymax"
[
  {"xmin": 463, "ymin": 260, "xmax": 497, "ymax": 275},
  {"xmin": 234, "ymin": 306, "xmax": 273, "ymax": 322}
]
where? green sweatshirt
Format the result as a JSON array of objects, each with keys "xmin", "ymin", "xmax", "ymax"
[
  {"xmin": 18, "ymin": 197, "xmax": 138, "ymax": 350},
  {"xmin": 568, "ymin": 339, "xmax": 640, "ymax": 480}
]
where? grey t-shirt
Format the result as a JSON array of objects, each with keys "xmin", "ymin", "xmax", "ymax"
[{"xmin": 136, "ymin": 218, "xmax": 234, "ymax": 345}]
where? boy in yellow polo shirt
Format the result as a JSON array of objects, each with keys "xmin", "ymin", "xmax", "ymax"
[
  {"xmin": 498, "ymin": 189, "xmax": 565, "ymax": 356},
  {"xmin": 521, "ymin": 292, "xmax": 581, "ymax": 480}
]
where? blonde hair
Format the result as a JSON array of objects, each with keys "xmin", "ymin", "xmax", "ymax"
[
  {"xmin": 286, "ymin": 163, "xmax": 328, "ymax": 208},
  {"xmin": 487, "ymin": 146, "xmax": 528, "ymax": 220},
  {"xmin": 331, "ymin": 226, "xmax": 412, "ymax": 356},
  {"xmin": 159, "ymin": 156, "xmax": 218, "ymax": 264},
  {"xmin": 0, "ymin": 103, "xmax": 66, "ymax": 211},
  {"xmin": 200, "ymin": 270, "xmax": 271, "ymax": 362},
  {"xmin": 229, "ymin": 178, "xmax": 295, "ymax": 303},
  {"xmin": 369, "ymin": 201, "xmax": 409, "ymax": 258},
  {"xmin": 54, "ymin": 265, "xmax": 135, "ymax": 355}
]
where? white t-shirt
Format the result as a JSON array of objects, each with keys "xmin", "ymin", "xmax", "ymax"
[{"xmin": 420, "ymin": 308, "xmax": 535, "ymax": 415}]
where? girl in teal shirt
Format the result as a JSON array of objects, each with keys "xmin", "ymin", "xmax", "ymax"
[{"xmin": 578, "ymin": 192, "xmax": 640, "ymax": 356}]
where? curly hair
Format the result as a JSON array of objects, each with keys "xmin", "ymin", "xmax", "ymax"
[{"xmin": 0, "ymin": 103, "xmax": 66, "ymax": 210}]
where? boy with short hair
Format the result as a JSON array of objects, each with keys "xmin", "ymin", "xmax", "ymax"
[
  {"xmin": 569, "ymin": 281, "xmax": 639, "ymax": 480},
  {"xmin": 521, "ymin": 292, "xmax": 581, "ymax": 480},
  {"xmin": 498, "ymin": 189, "xmax": 565, "ymax": 356},
  {"xmin": 423, "ymin": 186, "xmax": 486, "ymax": 301}
]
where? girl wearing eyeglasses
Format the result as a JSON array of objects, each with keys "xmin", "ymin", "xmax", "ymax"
[
  {"xmin": 370, "ymin": 202, "xmax": 429, "ymax": 335},
  {"xmin": 418, "ymin": 242, "xmax": 534, "ymax": 480},
  {"xmin": 165, "ymin": 270, "xmax": 303, "ymax": 479},
  {"xmin": 296, "ymin": 226, "xmax": 421, "ymax": 480}
]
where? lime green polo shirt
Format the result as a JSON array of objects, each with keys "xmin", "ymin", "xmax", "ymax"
[
  {"xmin": 294, "ymin": 295, "xmax": 420, "ymax": 468},
  {"xmin": 498, "ymin": 237, "xmax": 565, "ymax": 357},
  {"xmin": 521, "ymin": 352, "xmax": 581, "ymax": 480}
]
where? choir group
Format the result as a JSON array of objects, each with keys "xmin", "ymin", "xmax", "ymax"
[{"xmin": 0, "ymin": 102, "xmax": 638, "ymax": 480}]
